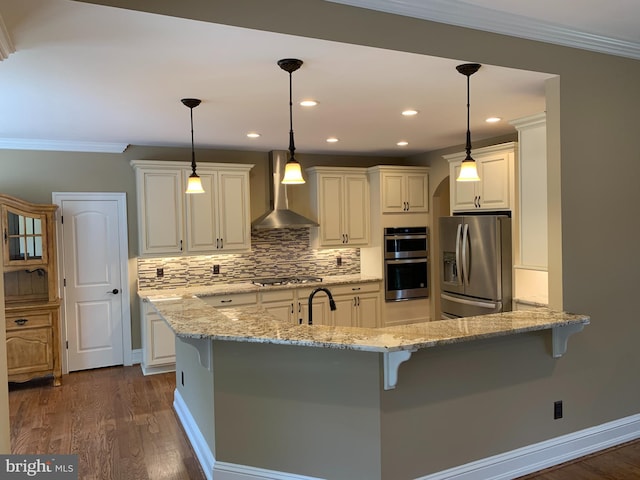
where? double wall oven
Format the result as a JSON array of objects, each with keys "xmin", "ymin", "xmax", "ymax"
[{"xmin": 384, "ymin": 227, "xmax": 429, "ymax": 301}]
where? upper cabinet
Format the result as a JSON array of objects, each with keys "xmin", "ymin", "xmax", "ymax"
[
  {"xmin": 131, "ymin": 160, "xmax": 253, "ymax": 256},
  {"xmin": 307, "ymin": 167, "xmax": 370, "ymax": 248},
  {"xmin": 369, "ymin": 166, "xmax": 429, "ymax": 214},
  {"xmin": 445, "ymin": 142, "xmax": 516, "ymax": 213},
  {"xmin": 2, "ymin": 204, "xmax": 50, "ymax": 268}
]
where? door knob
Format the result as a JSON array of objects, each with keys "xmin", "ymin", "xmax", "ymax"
[{"xmin": 108, "ymin": 289, "xmax": 119, "ymax": 294}]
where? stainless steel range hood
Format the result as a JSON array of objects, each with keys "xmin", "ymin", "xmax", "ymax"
[{"xmin": 251, "ymin": 151, "xmax": 319, "ymax": 229}]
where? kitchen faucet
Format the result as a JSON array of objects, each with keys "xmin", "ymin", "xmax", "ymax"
[{"xmin": 305, "ymin": 287, "xmax": 337, "ymax": 325}]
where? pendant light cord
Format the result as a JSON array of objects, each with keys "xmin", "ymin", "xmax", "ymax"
[
  {"xmin": 288, "ymin": 70, "xmax": 296, "ymax": 159},
  {"xmin": 465, "ymin": 72, "xmax": 472, "ymax": 160},
  {"xmin": 189, "ymin": 106, "xmax": 197, "ymax": 176}
]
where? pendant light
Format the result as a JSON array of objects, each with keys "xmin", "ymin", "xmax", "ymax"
[
  {"xmin": 182, "ymin": 98, "xmax": 205, "ymax": 194},
  {"xmin": 278, "ymin": 58, "xmax": 306, "ymax": 184},
  {"xmin": 456, "ymin": 63, "xmax": 481, "ymax": 182}
]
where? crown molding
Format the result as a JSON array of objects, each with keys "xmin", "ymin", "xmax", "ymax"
[
  {"xmin": 0, "ymin": 12, "xmax": 15, "ymax": 61},
  {"xmin": 0, "ymin": 138, "xmax": 129, "ymax": 153},
  {"xmin": 326, "ymin": 0, "xmax": 640, "ymax": 60}
]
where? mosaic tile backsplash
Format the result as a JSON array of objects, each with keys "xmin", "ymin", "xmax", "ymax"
[{"xmin": 137, "ymin": 228, "xmax": 361, "ymax": 290}]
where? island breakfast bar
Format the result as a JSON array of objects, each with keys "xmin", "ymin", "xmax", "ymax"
[{"xmin": 148, "ymin": 295, "xmax": 589, "ymax": 480}]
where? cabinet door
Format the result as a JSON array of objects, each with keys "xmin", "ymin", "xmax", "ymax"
[
  {"xmin": 343, "ymin": 175, "xmax": 369, "ymax": 246},
  {"xmin": 477, "ymin": 154, "xmax": 510, "ymax": 210},
  {"xmin": 217, "ymin": 170, "xmax": 251, "ymax": 251},
  {"xmin": 263, "ymin": 302, "xmax": 295, "ymax": 323},
  {"xmin": 450, "ymin": 162, "xmax": 479, "ymax": 212},
  {"xmin": 380, "ymin": 172, "xmax": 405, "ymax": 212},
  {"xmin": 2, "ymin": 206, "xmax": 48, "ymax": 267},
  {"xmin": 148, "ymin": 313, "xmax": 176, "ymax": 366},
  {"xmin": 357, "ymin": 293, "xmax": 380, "ymax": 328},
  {"xmin": 138, "ymin": 169, "xmax": 184, "ymax": 255},
  {"xmin": 185, "ymin": 170, "xmax": 218, "ymax": 253},
  {"xmin": 405, "ymin": 173, "xmax": 429, "ymax": 212},
  {"xmin": 317, "ymin": 175, "xmax": 345, "ymax": 246},
  {"xmin": 6, "ymin": 327, "xmax": 53, "ymax": 375},
  {"xmin": 332, "ymin": 295, "xmax": 356, "ymax": 327}
]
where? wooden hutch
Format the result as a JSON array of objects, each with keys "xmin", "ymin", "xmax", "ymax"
[{"xmin": 2, "ymin": 194, "xmax": 61, "ymax": 386}]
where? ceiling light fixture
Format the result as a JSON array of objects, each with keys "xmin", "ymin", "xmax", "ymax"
[
  {"xmin": 326, "ymin": 137, "xmax": 339, "ymax": 143},
  {"xmin": 278, "ymin": 58, "xmax": 306, "ymax": 185},
  {"xmin": 246, "ymin": 132, "xmax": 261, "ymax": 138},
  {"xmin": 455, "ymin": 63, "xmax": 482, "ymax": 182},
  {"xmin": 397, "ymin": 141, "xmax": 409, "ymax": 146},
  {"xmin": 402, "ymin": 109, "xmax": 418, "ymax": 116},
  {"xmin": 300, "ymin": 100, "xmax": 318, "ymax": 107},
  {"xmin": 486, "ymin": 116, "xmax": 501, "ymax": 123},
  {"xmin": 181, "ymin": 98, "xmax": 205, "ymax": 194}
]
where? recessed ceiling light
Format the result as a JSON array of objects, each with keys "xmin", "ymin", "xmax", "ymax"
[
  {"xmin": 402, "ymin": 109, "xmax": 418, "ymax": 116},
  {"xmin": 300, "ymin": 100, "xmax": 318, "ymax": 107},
  {"xmin": 246, "ymin": 132, "xmax": 261, "ymax": 138},
  {"xmin": 397, "ymin": 141, "xmax": 409, "ymax": 146},
  {"xmin": 326, "ymin": 137, "xmax": 339, "ymax": 143},
  {"xmin": 486, "ymin": 117, "xmax": 502, "ymax": 123}
]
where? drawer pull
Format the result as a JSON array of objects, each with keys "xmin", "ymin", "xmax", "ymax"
[
  {"xmin": 14, "ymin": 318, "xmax": 28, "ymax": 326},
  {"xmin": 220, "ymin": 299, "xmax": 233, "ymax": 303}
]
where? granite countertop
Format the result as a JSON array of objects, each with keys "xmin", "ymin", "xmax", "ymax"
[
  {"xmin": 148, "ymin": 295, "xmax": 590, "ymax": 354},
  {"xmin": 138, "ymin": 274, "xmax": 382, "ymax": 301}
]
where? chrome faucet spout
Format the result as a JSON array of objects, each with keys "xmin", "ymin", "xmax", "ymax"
[{"xmin": 306, "ymin": 287, "xmax": 337, "ymax": 325}]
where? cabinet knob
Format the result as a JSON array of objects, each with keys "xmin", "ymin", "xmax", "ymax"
[{"xmin": 108, "ymin": 289, "xmax": 119, "ymax": 294}]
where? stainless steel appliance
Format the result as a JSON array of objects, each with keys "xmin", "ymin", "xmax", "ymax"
[
  {"xmin": 439, "ymin": 215, "xmax": 512, "ymax": 318},
  {"xmin": 384, "ymin": 227, "xmax": 429, "ymax": 301}
]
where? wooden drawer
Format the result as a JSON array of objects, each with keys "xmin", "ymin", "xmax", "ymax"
[
  {"xmin": 5, "ymin": 311, "xmax": 52, "ymax": 331},
  {"xmin": 260, "ymin": 289, "xmax": 295, "ymax": 303},
  {"xmin": 329, "ymin": 282, "xmax": 380, "ymax": 296},
  {"xmin": 199, "ymin": 292, "xmax": 257, "ymax": 308}
]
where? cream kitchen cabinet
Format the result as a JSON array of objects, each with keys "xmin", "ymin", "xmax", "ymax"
[
  {"xmin": 369, "ymin": 166, "xmax": 429, "ymax": 213},
  {"xmin": 307, "ymin": 167, "xmax": 370, "ymax": 248},
  {"xmin": 199, "ymin": 292, "xmax": 257, "ymax": 308},
  {"xmin": 330, "ymin": 282, "xmax": 381, "ymax": 328},
  {"xmin": 131, "ymin": 160, "xmax": 253, "ymax": 256},
  {"xmin": 140, "ymin": 300, "xmax": 176, "ymax": 375},
  {"xmin": 445, "ymin": 142, "xmax": 516, "ymax": 213},
  {"xmin": 260, "ymin": 288, "xmax": 330, "ymax": 325}
]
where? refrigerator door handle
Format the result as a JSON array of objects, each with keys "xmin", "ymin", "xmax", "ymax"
[
  {"xmin": 441, "ymin": 294, "xmax": 499, "ymax": 310},
  {"xmin": 455, "ymin": 223, "xmax": 463, "ymax": 285},
  {"xmin": 462, "ymin": 223, "xmax": 470, "ymax": 284}
]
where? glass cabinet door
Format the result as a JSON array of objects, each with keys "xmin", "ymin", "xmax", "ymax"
[{"xmin": 3, "ymin": 207, "xmax": 47, "ymax": 265}]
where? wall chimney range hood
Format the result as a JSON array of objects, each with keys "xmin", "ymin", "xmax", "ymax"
[{"xmin": 251, "ymin": 151, "xmax": 319, "ymax": 229}]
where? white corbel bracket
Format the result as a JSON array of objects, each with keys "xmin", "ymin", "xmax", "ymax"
[
  {"xmin": 181, "ymin": 336, "xmax": 211, "ymax": 370},
  {"xmin": 383, "ymin": 349, "xmax": 416, "ymax": 390},
  {"xmin": 552, "ymin": 324, "xmax": 585, "ymax": 358}
]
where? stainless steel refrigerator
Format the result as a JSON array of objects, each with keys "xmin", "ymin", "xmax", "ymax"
[{"xmin": 439, "ymin": 215, "xmax": 512, "ymax": 318}]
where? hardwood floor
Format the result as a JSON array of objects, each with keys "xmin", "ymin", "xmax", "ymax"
[
  {"xmin": 8, "ymin": 366, "xmax": 205, "ymax": 480},
  {"xmin": 8, "ymin": 365, "xmax": 640, "ymax": 479}
]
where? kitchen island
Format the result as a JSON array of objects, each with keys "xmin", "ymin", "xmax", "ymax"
[{"xmin": 148, "ymin": 294, "xmax": 589, "ymax": 480}]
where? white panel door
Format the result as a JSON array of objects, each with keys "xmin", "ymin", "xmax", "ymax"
[{"xmin": 61, "ymin": 199, "xmax": 124, "ymax": 371}]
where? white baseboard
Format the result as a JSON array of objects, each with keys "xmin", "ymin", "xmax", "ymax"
[
  {"xmin": 130, "ymin": 348, "xmax": 142, "ymax": 365},
  {"xmin": 173, "ymin": 389, "xmax": 215, "ymax": 480},
  {"xmin": 174, "ymin": 391, "xmax": 640, "ymax": 480},
  {"xmin": 418, "ymin": 413, "xmax": 640, "ymax": 480}
]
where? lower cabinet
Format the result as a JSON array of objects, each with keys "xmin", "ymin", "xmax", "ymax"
[
  {"xmin": 5, "ymin": 305, "xmax": 61, "ymax": 386},
  {"xmin": 260, "ymin": 288, "xmax": 330, "ymax": 326},
  {"xmin": 140, "ymin": 300, "xmax": 177, "ymax": 375},
  {"xmin": 330, "ymin": 282, "xmax": 381, "ymax": 328}
]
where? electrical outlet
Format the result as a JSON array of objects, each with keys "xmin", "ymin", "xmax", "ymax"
[
  {"xmin": 212, "ymin": 264, "xmax": 220, "ymax": 274},
  {"xmin": 156, "ymin": 267, "xmax": 164, "ymax": 277},
  {"xmin": 554, "ymin": 400, "xmax": 563, "ymax": 419},
  {"xmin": 336, "ymin": 256, "xmax": 342, "ymax": 267}
]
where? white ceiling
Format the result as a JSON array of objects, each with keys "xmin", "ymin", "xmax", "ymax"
[{"xmin": 0, "ymin": 0, "xmax": 635, "ymax": 156}]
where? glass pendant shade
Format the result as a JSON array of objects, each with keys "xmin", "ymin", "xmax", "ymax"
[
  {"xmin": 456, "ymin": 158, "xmax": 481, "ymax": 182},
  {"xmin": 281, "ymin": 159, "xmax": 305, "ymax": 184},
  {"xmin": 186, "ymin": 173, "xmax": 205, "ymax": 193}
]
